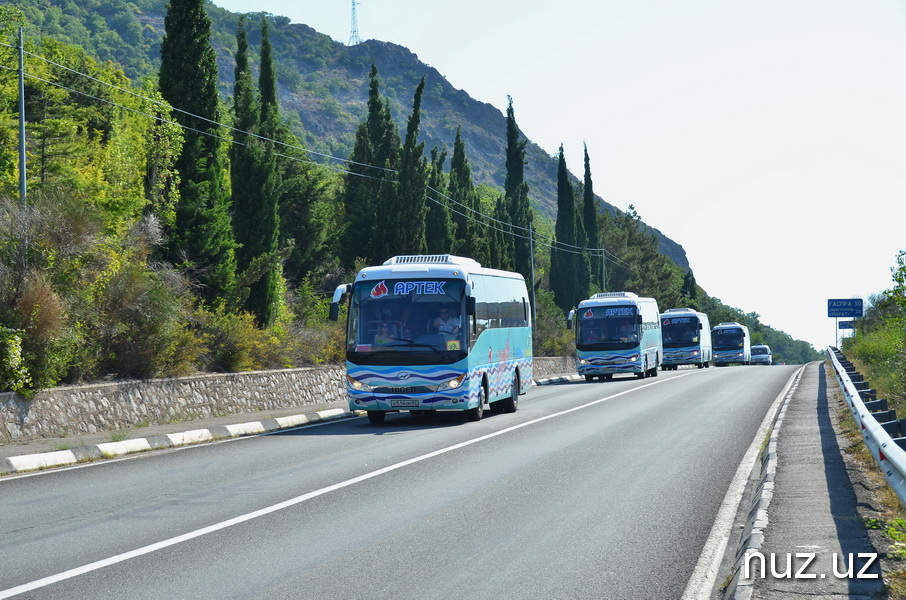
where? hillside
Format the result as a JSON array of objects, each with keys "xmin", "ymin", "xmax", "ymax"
[{"xmin": 12, "ymin": 0, "xmax": 690, "ymax": 271}]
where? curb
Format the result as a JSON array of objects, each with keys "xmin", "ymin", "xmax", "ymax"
[
  {"xmin": 0, "ymin": 374, "xmax": 583, "ymax": 476},
  {"xmin": 723, "ymin": 366, "xmax": 804, "ymax": 599},
  {"xmin": 0, "ymin": 408, "xmax": 352, "ymax": 476}
]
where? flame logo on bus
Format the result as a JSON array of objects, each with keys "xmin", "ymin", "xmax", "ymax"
[
  {"xmin": 583, "ymin": 309, "xmax": 594, "ymax": 318},
  {"xmin": 370, "ymin": 281, "xmax": 388, "ymax": 298}
]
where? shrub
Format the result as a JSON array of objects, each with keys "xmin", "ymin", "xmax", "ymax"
[{"xmin": 0, "ymin": 327, "xmax": 31, "ymax": 393}]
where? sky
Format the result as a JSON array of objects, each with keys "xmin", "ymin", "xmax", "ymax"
[{"xmin": 212, "ymin": 0, "xmax": 906, "ymax": 351}]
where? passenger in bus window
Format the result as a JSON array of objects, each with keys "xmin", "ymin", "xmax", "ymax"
[
  {"xmin": 399, "ymin": 307, "xmax": 418, "ymax": 339},
  {"xmin": 373, "ymin": 323, "xmax": 393, "ymax": 346}
]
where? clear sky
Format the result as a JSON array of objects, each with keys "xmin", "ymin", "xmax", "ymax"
[{"xmin": 212, "ymin": 0, "xmax": 906, "ymax": 351}]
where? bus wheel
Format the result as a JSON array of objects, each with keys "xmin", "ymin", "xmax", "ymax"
[
  {"xmin": 585, "ymin": 375, "xmax": 595, "ymax": 383},
  {"xmin": 367, "ymin": 411, "xmax": 385, "ymax": 425},
  {"xmin": 500, "ymin": 374, "xmax": 519, "ymax": 413},
  {"xmin": 465, "ymin": 385, "xmax": 486, "ymax": 422},
  {"xmin": 603, "ymin": 374, "xmax": 613, "ymax": 381}
]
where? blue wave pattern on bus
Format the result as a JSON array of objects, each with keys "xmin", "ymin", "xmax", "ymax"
[
  {"xmin": 714, "ymin": 350, "xmax": 747, "ymax": 362},
  {"xmin": 663, "ymin": 347, "xmax": 701, "ymax": 364},
  {"xmin": 347, "ymin": 328, "xmax": 532, "ymax": 411},
  {"xmin": 575, "ymin": 349, "xmax": 641, "ymax": 375},
  {"xmin": 347, "ymin": 362, "xmax": 469, "ymax": 408}
]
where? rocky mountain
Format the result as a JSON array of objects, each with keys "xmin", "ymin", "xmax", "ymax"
[{"xmin": 15, "ymin": 0, "xmax": 689, "ymax": 270}]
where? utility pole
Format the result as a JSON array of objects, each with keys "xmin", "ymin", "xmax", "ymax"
[
  {"xmin": 529, "ymin": 224, "xmax": 536, "ymax": 323},
  {"xmin": 601, "ymin": 250, "xmax": 606, "ymax": 292},
  {"xmin": 348, "ymin": 0, "xmax": 361, "ymax": 45},
  {"xmin": 18, "ymin": 26, "xmax": 26, "ymax": 204}
]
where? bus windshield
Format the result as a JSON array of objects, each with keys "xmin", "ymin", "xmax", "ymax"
[
  {"xmin": 713, "ymin": 329, "xmax": 745, "ymax": 350},
  {"xmin": 577, "ymin": 305, "xmax": 639, "ymax": 350},
  {"xmin": 346, "ymin": 278, "xmax": 467, "ymax": 365},
  {"xmin": 661, "ymin": 316, "xmax": 700, "ymax": 348}
]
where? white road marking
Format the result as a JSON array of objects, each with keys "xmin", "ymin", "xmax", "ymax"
[{"xmin": 1, "ymin": 372, "xmax": 695, "ymax": 598}]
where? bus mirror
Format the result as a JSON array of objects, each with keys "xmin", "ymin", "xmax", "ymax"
[
  {"xmin": 637, "ymin": 315, "xmax": 643, "ymax": 325},
  {"xmin": 698, "ymin": 323, "xmax": 703, "ymax": 330},
  {"xmin": 329, "ymin": 283, "xmax": 351, "ymax": 322},
  {"xmin": 466, "ymin": 296, "xmax": 477, "ymax": 316},
  {"xmin": 566, "ymin": 309, "xmax": 575, "ymax": 330}
]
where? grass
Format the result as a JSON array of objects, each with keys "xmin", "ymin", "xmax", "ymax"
[
  {"xmin": 831, "ymin": 361, "xmax": 906, "ymax": 598},
  {"xmin": 108, "ymin": 430, "xmax": 130, "ymax": 442}
]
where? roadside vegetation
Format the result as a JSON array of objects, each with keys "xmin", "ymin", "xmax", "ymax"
[{"xmin": 842, "ymin": 250, "xmax": 906, "ymax": 412}]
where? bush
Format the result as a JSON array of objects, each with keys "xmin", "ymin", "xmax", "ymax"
[
  {"xmin": 533, "ymin": 288, "xmax": 574, "ymax": 357},
  {"xmin": 0, "ymin": 327, "xmax": 31, "ymax": 394}
]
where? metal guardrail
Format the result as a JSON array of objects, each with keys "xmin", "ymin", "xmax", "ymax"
[{"xmin": 828, "ymin": 346, "xmax": 906, "ymax": 505}]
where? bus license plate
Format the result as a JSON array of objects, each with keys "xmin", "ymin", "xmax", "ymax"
[{"xmin": 391, "ymin": 400, "xmax": 420, "ymax": 408}]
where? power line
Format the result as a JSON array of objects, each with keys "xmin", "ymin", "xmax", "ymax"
[{"xmin": 4, "ymin": 38, "xmax": 640, "ymax": 272}]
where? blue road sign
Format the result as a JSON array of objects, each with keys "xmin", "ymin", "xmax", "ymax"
[
  {"xmin": 838, "ymin": 321, "xmax": 855, "ymax": 329},
  {"xmin": 828, "ymin": 298, "xmax": 863, "ymax": 318}
]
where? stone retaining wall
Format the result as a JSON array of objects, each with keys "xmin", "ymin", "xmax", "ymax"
[{"xmin": 0, "ymin": 357, "xmax": 575, "ymax": 443}]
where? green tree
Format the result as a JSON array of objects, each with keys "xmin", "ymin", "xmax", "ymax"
[
  {"xmin": 490, "ymin": 193, "xmax": 514, "ymax": 271},
  {"xmin": 340, "ymin": 63, "xmax": 399, "ymax": 269},
  {"xmin": 550, "ymin": 145, "xmax": 589, "ymax": 313},
  {"xmin": 504, "ymin": 97, "xmax": 534, "ymax": 285},
  {"xmin": 582, "ymin": 143, "xmax": 600, "ymax": 289},
  {"xmin": 159, "ymin": 0, "xmax": 237, "ymax": 305},
  {"xmin": 449, "ymin": 127, "xmax": 489, "ymax": 264},
  {"xmin": 373, "ymin": 77, "xmax": 427, "ymax": 259},
  {"xmin": 228, "ymin": 16, "xmax": 282, "ymax": 326},
  {"xmin": 424, "ymin": 146, "xmax": 454, "ymax": 254}
]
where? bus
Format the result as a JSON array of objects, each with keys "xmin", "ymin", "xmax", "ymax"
[
  {"xmin": 329, "ymin": 255, "xmax": 532, "ymax": 424},
  {"xmin": 567, "ymin": 292, "xmax": 662, "ymax": 381},
  {"xmin": 711, "ymin": 322, "xmax": 751, "ymax": 366},
  {"xmin": 659, "ymin": 308, "xmax": 712, "ymax": 370}
]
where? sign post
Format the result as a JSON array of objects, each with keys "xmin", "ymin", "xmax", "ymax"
[{"xmin": 827, "ymin": 299, "xmax": 863, "ymax": 347}]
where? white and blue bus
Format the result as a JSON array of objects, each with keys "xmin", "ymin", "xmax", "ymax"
[
  {"xmin": 568, "ymin": 292, "xmax": 662, "ymax": 381},
  {"xmin": 659, "ymin": 308, "xmax": 712, "ymax": 370},
  {"xmin": 329, "ymin": 255, "xmax": 532, "ymax": 424},
  {"xmin": 711, "ymin": 322, "xmax": 751, "ymax": 366}
]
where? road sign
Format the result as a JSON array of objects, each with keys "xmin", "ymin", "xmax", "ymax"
[
  {"xmin": 827, "ymin": 298, "xmax": 863, "ymax": 318},
  {"xmin": 838, "ymin": 321, "xmax": 855, "ymax": 329}
]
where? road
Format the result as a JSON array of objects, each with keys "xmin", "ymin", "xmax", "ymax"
[{"xmin": 0, "ymin": 365, "xmax": 798, "ymax": 599}]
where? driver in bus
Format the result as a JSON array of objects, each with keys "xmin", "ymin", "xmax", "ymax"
[{"xmin": 432, "ymin": 307, "xmax": 460, "ymax": 339}]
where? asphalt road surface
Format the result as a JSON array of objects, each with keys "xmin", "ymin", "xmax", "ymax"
[{"xmin": 0, "ymin": 365, "xmax": 798, "ymax": 600}]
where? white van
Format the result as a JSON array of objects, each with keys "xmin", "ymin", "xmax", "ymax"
[{"xmin": 750, "ymin": 344, "xmax": 772, "ymax": 365}]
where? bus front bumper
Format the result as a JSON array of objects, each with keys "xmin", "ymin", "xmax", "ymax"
[{"xmin": 576, "ymin": 356, "xmax": 642, "ymax": 375}]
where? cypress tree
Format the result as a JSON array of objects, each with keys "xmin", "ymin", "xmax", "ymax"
[
  {"xmin": 228, "ymin": 16, "xmax": 282, "ymax": 326},
  {"xmin": 448, "ymin": 127, "xmax": 489, "ymax": 264},
  {"xmin": 490, "ymin": 193, "xmax": 515, "ymax": 271},
  {"xmin": 249, "ymin": 17, "xmax": 283, "ymax": 327},
  {"xmin": 341, "ymin": 63, "xmax": 399, "ymax": 269},
  {"xmin": 159, "ymin": 0, "xmax": 237, "ymax": 306},
  {"xmin": 503, "ymin": 97, "xmax": 533, "ymax": 283},
  {"xmin": 582, "ymin": 143, "xmax": 601, "ymax": 289},
  {"xmin": 550, "ymin": 145, "xmax": 576, "ymax": 314},
  {"xmin": 424, "ymin": 146, "xmax": 454, "ymax": 254},
  {"xmin": 374, "ymin": 77, "xmax": 427, "ymax": 259},
  {"xmin": 230, "ymin": 15, "xmax": 259, "ymax": 277}
]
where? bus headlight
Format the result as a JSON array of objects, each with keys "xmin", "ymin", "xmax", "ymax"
[
  {"xmin": 347, "ymin": 375, "xmax": 374, "ymax": 392},
  {"xmin": 438, "ymin": 373, "xmax": 467, "ymax": 392},
  {"xmin": 627, "ymin": 354, "xmax": 639, "ymax": 363},
  {"xmin": 691, "ymin": 350, "xmax": 700, "ymax": 356},
  {"xmin": 577, "ymin": 358, "xmax": 589, "ymax": 365}
]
